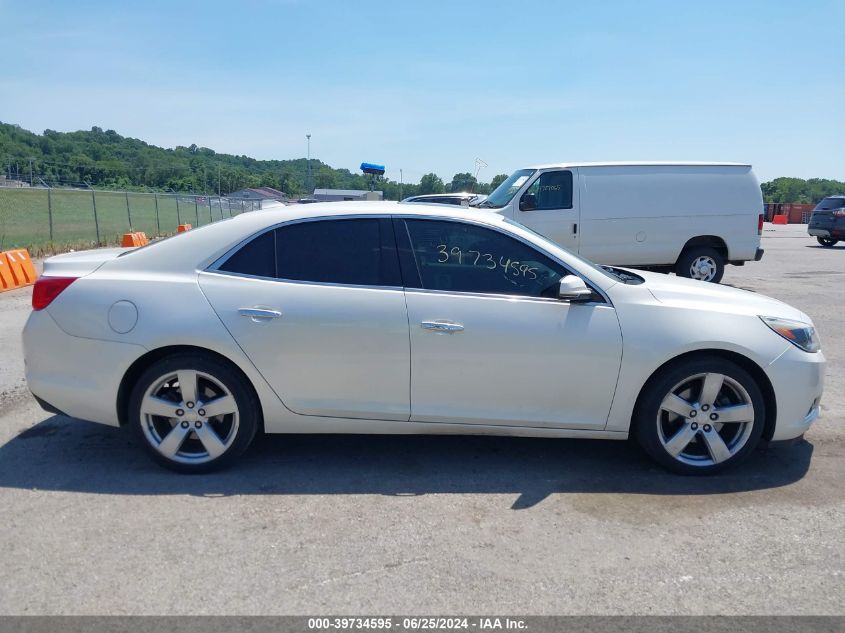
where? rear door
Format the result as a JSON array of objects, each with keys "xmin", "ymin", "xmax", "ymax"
[
  {"xmin": 512, "ymin": 169, "xmax": 581, "ymax": 252},
  {"xmin": 199, "ymin": 217, "xmax": 410, "ymax": 421}
]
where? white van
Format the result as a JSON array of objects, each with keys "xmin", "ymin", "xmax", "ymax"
[{"xmin": 475, "ymin": 162, "xmax": 765, "ymax": 283}]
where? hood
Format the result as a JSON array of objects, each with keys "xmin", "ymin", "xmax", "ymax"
[
  {"xmin": 43, "ymin": 247, "xmax": 129, "ymax": 278},
  {"xmin": 633, "ymin": 269, "xmax": 812, "ymax": 324}
]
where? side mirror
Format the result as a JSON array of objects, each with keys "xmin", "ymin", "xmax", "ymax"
[
  {"xmin": 558, "ymin": 275, "xmax": 593, "ymax": 302},
  {"xmin": 519, "ymin": 193, "xmax": 537, "ymax": 211}
]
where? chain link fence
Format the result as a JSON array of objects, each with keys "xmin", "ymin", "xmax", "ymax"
[{"xmin": 0, "ymin": 187, "xmax": 264, "ymax": 255}]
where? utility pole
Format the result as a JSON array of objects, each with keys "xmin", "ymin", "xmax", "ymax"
[
  {"xmin": 28, "ymin": 157, "xmax": 34, "ymax": 186},
  {"xmin": 217, "ymin": 164, "xmax": 221, "ymax": 196},
  {"xmin": 306, "ymin": 133, "xmax": 312, "ymax": 195},
  {"xmin": 399, "ymin": 169, "xmax": 403, "ymax": 200}
]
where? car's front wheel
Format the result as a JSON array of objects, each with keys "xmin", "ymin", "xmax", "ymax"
[
  {"xmin": 817, "ymin": 236, "xmax": 839, "ymax": 247},
  {"xmin": 129, "ymin": 353, "xmax": 259, "ymax": 473},
  {"xmin": 634, "ymin": 357, "xmax": 765, "ymax": 474}
]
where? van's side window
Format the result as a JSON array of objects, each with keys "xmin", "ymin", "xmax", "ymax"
[{"xmin": 520, "ymin": 170, "xmax": 573, "ymax": 211}]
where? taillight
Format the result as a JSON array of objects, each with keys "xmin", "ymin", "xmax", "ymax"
[
  {"xmin": 758, "ymin": 213, "xmax": 764, "ymax": 235},
  {"xmin": 32, "ymin": 276, "xmax": 77, "ymax": 311}
]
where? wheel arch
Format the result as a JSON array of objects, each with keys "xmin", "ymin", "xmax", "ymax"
[
  {"xmin": 631, "ymin": 349, "xmax": 777, "ymax": 441},
  {"xmin": 678, "ymin": 235, "xmax": 729, "ymax": 262},
  {"xmin": 117, "ymin": 345, "xmax": 265, "ymax": 431}
]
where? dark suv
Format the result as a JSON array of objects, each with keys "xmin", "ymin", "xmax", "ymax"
[{"xmin": 808, "ymin": 195, "xmax": 845, "ymax": 247}]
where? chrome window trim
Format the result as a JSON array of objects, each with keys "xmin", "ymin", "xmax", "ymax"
[{"xmin": 204, "ymin": 212, "xmax": 612, "ymax": 306}]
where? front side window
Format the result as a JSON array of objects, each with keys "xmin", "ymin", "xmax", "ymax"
[
  {"xmin": 520, "ymin": 170, "xmax": 573, "ymax": 211},
  {"xmin": 403, "ymin": 219, "xmax": 566, "ymax": 298}
]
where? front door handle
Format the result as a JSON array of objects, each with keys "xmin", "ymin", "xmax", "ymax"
[
  {"xmin": 239, "ymin": 307, "xmax": 282, "ymax": 321},
  {"xmin": 421, "ymin": 320, "xmax": 464, "ymax": 333}
]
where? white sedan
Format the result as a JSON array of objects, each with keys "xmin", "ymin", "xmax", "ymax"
[{"xmin": 23, "ymin": 202, "xmax": 824, "ymax": 474}]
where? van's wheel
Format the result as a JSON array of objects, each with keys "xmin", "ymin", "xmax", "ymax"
[
  {"xmin": 675, "ymin": 247, "xmax": 725, "ymax": 283},
  {"xmin": 129, "ymin": 353, "xmax": 259, "ymax": 473},
  {"xmin": 634, "ymin": 357, "xmax": 765, "ymax": 475},
  {"xmin": 817, "ymin": 237, "xmax": 839, "ymax": 247}
]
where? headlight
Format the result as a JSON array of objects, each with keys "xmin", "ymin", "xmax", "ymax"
[{"xmin": 760, "ymin": 316, "xmax": 821, "ymax": 353}]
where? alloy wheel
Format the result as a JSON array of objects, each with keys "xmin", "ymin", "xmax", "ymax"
[
  {"xmin": 656, "ymin": 372, "xmax": 755, "ymax": 467},
  {"xmin": 139, "ymin": 369, "xmax": 240, "ymax": 465}
]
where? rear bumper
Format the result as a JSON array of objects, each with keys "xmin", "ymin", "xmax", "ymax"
[
  {"xmin": 23, "ymin": 310, "xmax": 145, "ymax": 427},
  {"xmin": 808, "ymin": 227, "xmax": 830, "ymax": 237},
  {"xmin": 765, "ymin": 346, "xmax": 825, "ymax": 441},
  {"xmin": 754, "ymin": 248, "xmax": 764, "ymax": 261}
]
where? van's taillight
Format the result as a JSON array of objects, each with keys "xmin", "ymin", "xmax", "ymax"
[
  {"xmin": 758, "ymin": 213, "xmax": 764, "ymax": 235},
  {"xmin": 32, "ymin": 276, "xmax": 77, "ymax": 310}
]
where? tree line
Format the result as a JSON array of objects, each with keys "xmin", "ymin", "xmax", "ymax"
[{"xmin": 1, "ymin": 122, "xmax": 841, "ymax": 202}]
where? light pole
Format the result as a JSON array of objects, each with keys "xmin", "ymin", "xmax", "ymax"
[{"xmin": 306, "ymin": 133, "xmax": 312, "ymax": 195}]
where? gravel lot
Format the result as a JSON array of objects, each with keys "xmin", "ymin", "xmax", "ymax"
[{"xmin": 0, "ymin": 224, "xmax": 842, "ymax": 615}]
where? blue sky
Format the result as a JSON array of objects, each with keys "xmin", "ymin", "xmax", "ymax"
[{"xmin": 1, "ymin": 0, "xmax": 843, "ymax": 184}]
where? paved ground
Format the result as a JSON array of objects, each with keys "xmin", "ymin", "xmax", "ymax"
[{"xmin": 0, "ymin": 225, "xmax": 842, "ymax": 615}]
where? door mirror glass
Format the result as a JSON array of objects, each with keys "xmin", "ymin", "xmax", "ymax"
[
  {"xmin": 558, "ymin": 275, "xmax": 593, "ymax": 301},
  {"xmin": 519, "ymin": 193, "xmax": 537, "ymax": 211}
]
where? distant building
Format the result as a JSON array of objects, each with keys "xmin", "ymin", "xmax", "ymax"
[
  {"xmin": 228, "ymin": 187, "xmax": 288, "ymax": 202},
  {"xmin": 0, "ymin": 176, "xmax": 30, "ymax": 188},
  {"xmin": 313, "ymin": 188, "xmax": 383, "ymax": 202}
]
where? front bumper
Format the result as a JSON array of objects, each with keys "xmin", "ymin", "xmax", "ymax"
[{"xmin": 765, "ymin": 345, "xmax": 825, "ymax": 441}]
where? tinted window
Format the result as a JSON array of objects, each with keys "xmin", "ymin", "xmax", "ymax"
[
  {"xmin": 403, "ymin": 219, "xmax": 566, "ymax": 297},
  {"xmin": 276, "ymin": 218, "xmax": 400, "ymax": 286},
  {"xmin": 815, "ymin": 197, "xmax": 845, "ymax": 210},
  {"xmin": 218, "ymin": 230, "xmax": 276, "ymax": 278},
  {"xmin": 521, "ymin": 171, "xmax": 573, "ymax": 210}
]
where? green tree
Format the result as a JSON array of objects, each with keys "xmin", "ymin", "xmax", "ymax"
[
  {"xmin": 489, "ymin": 173, "xmax": 508, "ymax": 190},
  {"xmin": 418, "ymin": 173, "xmax": 445, "ymax": 194},
  {"xmin": 314, "ymin": 166, "xmax": 337, "ymax": 189},
  {"xmin": 449, "ymin": 172, "xmax": 477, "ymax": 193}
]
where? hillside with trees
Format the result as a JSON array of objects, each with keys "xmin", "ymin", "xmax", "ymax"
[
  {"xmin": 1, "ymin": 122, "xmax": 841, "ymax": 202},
  {"xmin": 0, "ymin": 122, "xmax": 507, "ymax": 200}
]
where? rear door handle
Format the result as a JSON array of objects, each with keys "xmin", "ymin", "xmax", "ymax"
[
  {"xmin": 239, "ymin": 307, "xmax": 282, "ymax": 321},
  {"xmin": 421, "ymin": 320, "xmax": 464, "ymax": 333}
]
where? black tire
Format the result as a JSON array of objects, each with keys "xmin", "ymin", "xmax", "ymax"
[
  {"xmin": 675, "ymin": 246, "xmax": 725, "ymax": 283},
  {"xmin": 817, "ymin": 236, "xmax": 839, "ymax": 247},
  {"xmin": 634, "ymin": 356, "xmax": 766, "ymax": 475},
  {"xmin": 129, "ymin": 352, "xmax": 259, "ymax": 473}
]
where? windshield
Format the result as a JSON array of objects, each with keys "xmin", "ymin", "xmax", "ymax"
[{"xmin": 478, "ymin": 169, "xmax": 536, "ymax": 208}]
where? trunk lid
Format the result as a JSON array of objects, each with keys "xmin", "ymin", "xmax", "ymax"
[{"xmin": 42, "ymin": 247, "xmax": 129, "ymax": 278}]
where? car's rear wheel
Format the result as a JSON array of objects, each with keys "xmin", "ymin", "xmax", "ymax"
[
  {"xmin": 817, "ymin": 236, "xmax": 839, "ymax": 247},
  {"xmin": 634, "ymin": 357, "xmax": 765, "ymax": 474},
  {"xmin": 675, "ymin": 247, "xmax": 725, "ymax": 283},
  {"xmin": 129, "ymin": 353, "xmax": 258, "ymax": 473}
]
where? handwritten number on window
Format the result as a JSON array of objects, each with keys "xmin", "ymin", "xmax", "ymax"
[{"xmin": 434, "ymin": 245, "xmax": 538, "ymax": 279}]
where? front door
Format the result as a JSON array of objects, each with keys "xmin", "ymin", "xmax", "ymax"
[
  {"xmin": 513, "ymin": 169, "xmax": 580, "ymax": 253},
  {"xmin": 199, "ymin": 217, "xmax": 410, "ymax": 421},
  {"xmin": 397, "ymin": 218, "xmax": 622, "ymax": 429}
]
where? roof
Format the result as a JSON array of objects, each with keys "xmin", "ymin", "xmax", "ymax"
[
  {"xmin": 525, "ymin": 161, "xmax": 752, "ymax": 170},
  {"xmin": 314, "ymin": 189, "xmax": 384, "ymax": 197},
  {"xmin": 232, "ymin": 187, "xmax": 287, "ymax": 199},
  {"xmin": 405, "ymin": 192, "xmax": 480, "ymax": 200}
]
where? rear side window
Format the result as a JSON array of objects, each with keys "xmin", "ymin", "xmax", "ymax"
[
  {"xmin": 276, "ymin": 218, "xmax": 400, "ymax": 286},
  {"xmin": 218, "ymin": 230, "xmax": 276, "ymax": 278},
  {"xmin": 218, "ymin": 218, "xmax": 401, "ymax": 286},
  {"xmin": 401, "ymin": 219, "xmax": 567, "ymax": 298},
  {"xmin": 815, "ymin": 197, "xmax": 845, "ymax": 210}
]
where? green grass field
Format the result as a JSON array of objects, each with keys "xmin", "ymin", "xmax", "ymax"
[{"xmin": 0, "ymin": 188, "xmax": 246, "ymax": 254}]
